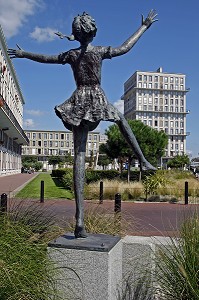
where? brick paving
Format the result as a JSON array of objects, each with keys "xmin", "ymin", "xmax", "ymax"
[{"xmin": 0, "ymin": 173, "xmax": 198, "ymax": 236}]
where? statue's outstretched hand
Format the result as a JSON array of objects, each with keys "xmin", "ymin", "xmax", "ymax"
[
  {"xmin": 8, "ymin": 44, "xmax": 25, "ymax": 59},
  {"xmin": 142, "ymin": 9, "xmax": 158, "ymax": 29}
]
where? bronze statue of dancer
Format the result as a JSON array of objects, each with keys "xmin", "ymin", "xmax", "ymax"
[{"xmin": 8, "ymin": 10, "xmax": 158, "ymax": 238}]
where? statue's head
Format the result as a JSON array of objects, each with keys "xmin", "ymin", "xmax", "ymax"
[{"xmin": 68, "ymin": 12, "xmax": 97, "ymax": 43}]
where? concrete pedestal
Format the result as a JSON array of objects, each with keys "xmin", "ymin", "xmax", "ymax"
[{"xmin": 48, "ymin": 232, "xmax": 122, "ymax": 300}]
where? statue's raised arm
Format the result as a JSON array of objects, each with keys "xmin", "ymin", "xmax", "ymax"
[
  {"xmin": 110, "ymin": 9, "xmax": 158, "ymax": 57},
  {"xmin": 8, "ymin": 44, "xmax": 61, "ymax": 64}
]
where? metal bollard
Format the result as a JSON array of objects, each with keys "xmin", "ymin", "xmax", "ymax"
[
  {"xmin": 185, "ymin": 181, "xmax": 188, "ymax": 205},
  {"xmin": 1, "ymin": 193, "xmax": 7, "ymax": 212},
  {"xmin": 40, "ymin": 180, "xmax": 44, "ymax": 203},
  {"xmin": 114, "ymin": 193, "xmax": 121, "ymax": 213},
  {"xmin": 99, "ymin": 181, "xmax": 103, "ymax": 204}
]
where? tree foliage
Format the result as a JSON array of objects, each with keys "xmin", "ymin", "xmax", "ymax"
[
  {"xmin": 167, "ymin": 154, "xmax": 190, "ymax": 169},
  {"xmin": 48, "ymin": 156, "xmax": 63, "ymax": 167},
  {"xmin": 101, "ymin": 120, "xmax": 168, "ymax": 168}
]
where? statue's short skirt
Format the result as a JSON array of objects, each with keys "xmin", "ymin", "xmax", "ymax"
[{"xmin": 55, "ymin": 85, "xmax": 120, "ymax": 130}]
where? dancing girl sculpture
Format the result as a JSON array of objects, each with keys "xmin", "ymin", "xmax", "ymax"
[{"xmin": 8, "ymin": 10, "xmax": 157, "ymax": 238}]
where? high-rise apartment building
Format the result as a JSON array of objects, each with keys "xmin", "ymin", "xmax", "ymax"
[
  {"xmin": 22, "ymin": 129, "xmax": 107, "ymax": 170},
  {"xmin": 0, "ymin": 26, "xmax": 28, "ymax": 175},
  {"xmin": 122, "ymin": 67, "xmax": 189, "ymax": 161}
]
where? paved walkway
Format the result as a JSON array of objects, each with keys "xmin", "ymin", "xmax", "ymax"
[
  {"xmin": 0, "ymin": 173, "xmax": 198, "ymax": 236},
  {"xmin": 0, "ymin": 172, "xmax": 38, "ymax": 196}
]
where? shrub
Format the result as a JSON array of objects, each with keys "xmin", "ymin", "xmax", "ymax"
[
  {"xmin": 62, "ymin": 169, "xmax": 73, "ymax": 190},
  {"xmin": 85, "ymin": 169, "xmax": 119, "ymax": 184},
  {"xmin": 51, "ymin": 168, "xmax": 68, "ymax": 178}
]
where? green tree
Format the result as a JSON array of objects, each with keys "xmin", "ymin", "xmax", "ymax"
[
  {"xmin": 64, "ymin": 152, "xmax": 74, "ymax": 167},
  {"xmin": 167, "ymin": 154, "xmax": 190, "ymax": 169},
  {"xmin": 48, "ymin": 156, "xmax": 63, "ymax": 169},
  {"xmin": 102, "ymin": 120, "xmax": 168, "ymax": 181}
]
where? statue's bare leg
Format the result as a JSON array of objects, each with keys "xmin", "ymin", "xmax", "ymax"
[
  {"xmin": 115, "ymin": 112, "xmax": 156, "ymax": 170},
  {"xmin": 72, "ymin": 125, "xmax": 89, "ymax": 238}
]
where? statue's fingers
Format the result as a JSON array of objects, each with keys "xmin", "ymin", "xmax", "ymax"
[
  {"xmin": 9, "ymin": 56, "xmax": 16, "ymax": 59},
  {"xmin": 16, "ymin": 44, "xmax": 22, "ymax": 50}
]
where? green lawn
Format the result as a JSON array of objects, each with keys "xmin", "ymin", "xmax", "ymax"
[{"xmin": 16, "ymin": 173, "xmax": 73, "ymax": 199}]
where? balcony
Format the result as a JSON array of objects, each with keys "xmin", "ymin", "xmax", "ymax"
[{"xmin": 0, "ymin": 96, "xmax": 29, "ymax": 145}]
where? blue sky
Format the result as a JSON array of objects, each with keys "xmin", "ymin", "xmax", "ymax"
[{"xmin": 0, "ymin": 0, "xmax": 199, "ymax": 158}]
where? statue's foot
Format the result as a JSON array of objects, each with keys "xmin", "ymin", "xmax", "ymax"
[
  {"xmin": 74, "ymin": 226, "xmax": 88, "ymax": 238},
  {"xmin": 143, "ymin": 160, "xmax": 157, "ymax": 171}
]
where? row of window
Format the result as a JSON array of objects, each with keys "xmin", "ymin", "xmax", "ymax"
[
  {"xmin": 30, "ymin": 140, "xmax": 98, "ymax": 148},
  {"xmin": 141, "ymin": 119, "xmax": 185, "ymax": 131},
  {"xmin": 138, "ymin": 82, "xmax": 184, "ymax": 90},
  {"xmin": 137, "ymin": 97, "xmax": 184, "ymax": 106},
  {"xmin": 137, "ymin": 112, "xmax": 184, "ymax": 120},
  {"xmin": 138, "ymin": 74, "xmax": 184, "ymax": 84},
  {"xmin": 136, "ymin": 105, "xmax": 185, "ymax": 113},
  {"xmin": 22, "ymin": 148, "xmax": 98, "ymax": 156},
  {"xmin": 137, "ymin": 90, "xmax": 185, "ymax": 97},
  {"xmin": 26, "ymin": 132, "xmax": 99, "ymax": 141}
]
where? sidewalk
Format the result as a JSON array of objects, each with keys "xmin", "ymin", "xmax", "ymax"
[
  {"xmin": 0, "ymin": 172, "xmax": 198, "ymax": 237},
  {"xmin": 0, "ymin": 172, "xmax": 38, "ymax": 197}
]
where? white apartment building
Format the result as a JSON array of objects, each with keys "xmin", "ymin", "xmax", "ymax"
[
  {"xmin": 122, "ymin": 67, "xmax": 189, "ymax": 161},
  {"xmin": 0, "ymin": 26, "xmax": 29, "ymax": 176},
  {"xmin": 22, "ymin": 129, "xmax": 107, "ymax": 170}
]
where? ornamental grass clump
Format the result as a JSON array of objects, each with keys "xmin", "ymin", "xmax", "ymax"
[
  {"xmin": 156, "ymin": 211, "xmax": 199, "ymax": 299},
  {"xmin": 0, "ymin": 200, "xmax": 65, "ymax": 300},
  {"xmin": 67, "ymin": 205, "xmax": 132, "ymax": 237}
]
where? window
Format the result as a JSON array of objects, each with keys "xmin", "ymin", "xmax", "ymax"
[
  {"xmin": 32, "ymin": 141, "xmax": 35, "ymax": 146},
  {"xmin": 61, "ymin": 134, "xmax": 64, "ymax": 139},
  {"xmin": 144, "ymin": 75, "xmax": 147, "ymax": 81},
  {"xmin": 154, "ymin": 120, "xmax": 158, "ymax": 126},
  {"xmin": 32, "ymin": 133, "xmax": 36, "ymax": 139},
  {"xmin": 164, "ymin": 77, "xmax": 168, "ymax": 83},
  {"xmin": 55, "ymin": 134, "xmax": 58, "ymax": 139},
  {"xmin": 170, "ymin": 77, "xmax": 173, "ymax": 83},
  {"xmin": 61, "ymin": 141, "xmax": 64, "ymax": 147},
  {"xmin": 149, "ymin": 76, "xmax": 152, "ymax": 81},
  {"xmin": 44, "ymin": 133, "xmax": 47, "ymax": 139},
  {"xmin": 44, "ymin": 141, "xmax": 47, "ymax": 147},
  {"xmin": 155, "ymin": 76, "xmax": 158, "ymax": 82},
  {"xmin": 138, "ymin": 75, "xmax": 142, "ymax": 81},
  {"xmin": 38, "ymin": 141, "xmax": 41, "ymax": 146},
  {"xmin": 50, "ymin": 133, "xmax": 53, "ymax": 139},
  {"xmin": 38, "ymin": 133, "xmax": 41, "ymax": 139}
]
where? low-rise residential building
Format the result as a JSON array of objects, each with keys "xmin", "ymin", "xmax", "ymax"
[
  {"xmin": 22, "ymin": 129, "xmax": 107, "ymax": 170},
  {"xmin": 0, "ymin": 26, "xmax": 28, "ymax": 176}
]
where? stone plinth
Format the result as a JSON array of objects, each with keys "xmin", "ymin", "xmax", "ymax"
[{"xmin": 48, "ymin": 232, "xmax": 122, "ymax": 300}]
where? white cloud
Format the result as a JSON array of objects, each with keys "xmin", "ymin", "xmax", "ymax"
[
  {"xmin": 30, "ymin": 26, "xmax": 57, "ymax": 42},
  {"xmin": 23, "ymin": 118, "xmax": 35, "ymax": 128},
  {"xmin": 25, "ymin": 109, "xmax": 44, "ymax": 116},
  {"xmin": 0, "ymin": 0, "xmax": 42, "ymax": 38},
  {"xmin": 113, "ymin": 99, "xmax": 124, "ymax": 114}
]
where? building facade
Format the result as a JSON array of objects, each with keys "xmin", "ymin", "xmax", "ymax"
[
  {"xmin": 22, "ymin": 129, "xmax": 107, "ymax": 170},
  {"xmin": 0, "ymin": 26, "xmax": 28, "ymax": 176},
  {"xmin": 122, "ymin": 67, "xmax": 189, "ymax": 161}
]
